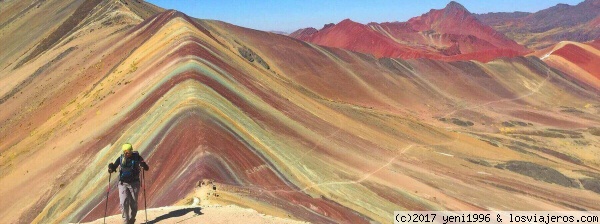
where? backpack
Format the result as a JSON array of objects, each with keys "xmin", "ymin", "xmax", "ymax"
[{"xmin": 119, "ymin": 151, "xmax": 141, "ymax": 182}]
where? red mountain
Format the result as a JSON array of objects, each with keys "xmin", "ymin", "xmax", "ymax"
[
  {"xmin": 532, "ymin": 39, "xmax": 600, "ymax": 90},
  {"xmin": 293, "ymin": 19, "xmax": 433, "ymax": 58},
  {"xmin": 290, "ymin": 1, "xmax": 530, "ymax": 62}
]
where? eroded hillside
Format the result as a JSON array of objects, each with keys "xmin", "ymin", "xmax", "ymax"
[{"xmin": 1, "ymin": 1, "xmax": 599, "ymax": 223}]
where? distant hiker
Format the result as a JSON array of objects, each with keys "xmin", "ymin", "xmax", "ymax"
[{"xmin": 108, "ymin": 143, "xmax": 149, "ymax": 224}]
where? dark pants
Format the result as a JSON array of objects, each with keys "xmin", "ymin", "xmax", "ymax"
[{"xmin": 118, "ymin": 180, "xmax": 140, "ymax": 223}]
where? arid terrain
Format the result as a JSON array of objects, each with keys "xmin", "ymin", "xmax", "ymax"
[{"xmin": 0, "ymin": 0, "xmax": 599, "ymax": 223}]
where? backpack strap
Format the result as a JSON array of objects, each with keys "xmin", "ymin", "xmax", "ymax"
[
  {"xmin": 120, "ymin": 154, "xmax": 124, "ymax": 172},
  {"xmin": 134, "ymin": 151, "xmax": 142, "ymax": 165}
]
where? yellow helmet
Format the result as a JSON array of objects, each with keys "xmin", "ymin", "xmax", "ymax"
[{"xmin": 122, "ymin": 143, "xmax": 133, "ymax": 152}]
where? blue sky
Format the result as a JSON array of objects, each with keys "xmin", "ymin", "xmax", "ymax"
[{"xmin": 145, "ymin": 0, "xmax": 584, "ymax": 33}]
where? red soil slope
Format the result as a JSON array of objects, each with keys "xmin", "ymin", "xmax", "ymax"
[
  {"xmin": 404, "ymin": 1, "xmax": 527, "ymax": 53},
  {"xmin": 291, "ymin": 1, "xmax": 530, "ymax": 62},
  {"xmin": 553, "ymin": 44, "xmax": 600, "ymax": 80},
  {"xmin": 302, "ymin": 19, "xmax": 432, "ymax": 58},
  {"xmin": 533, "ymin": 40, "xmax": 600, "ymax": 91}
]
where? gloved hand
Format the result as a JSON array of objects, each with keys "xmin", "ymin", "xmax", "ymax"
[
  {"xmin": 140, "ymin": 161, "xmax": 149, "ymax": 171},
  {"xmin": 108, "ymin": 163, "xmax": 116, "ymax": 173}
]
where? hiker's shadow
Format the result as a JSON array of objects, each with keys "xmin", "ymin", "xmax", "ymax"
[{"xmin": 144, "ymin": 207, "xmax": 203, "ymax": 224}]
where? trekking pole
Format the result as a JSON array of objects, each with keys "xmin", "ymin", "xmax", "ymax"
[
  {"xmin": 104, "ymin": 172, "xmax": 111, "ymax": 224},
  {"xmin": 143, "ymin": 169, "xmax": 148, "ymax": 223}
]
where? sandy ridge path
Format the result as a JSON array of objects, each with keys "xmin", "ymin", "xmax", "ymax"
[{"xmin": 81, "ymin": 205, "xmax": 308, "ymax": 224}]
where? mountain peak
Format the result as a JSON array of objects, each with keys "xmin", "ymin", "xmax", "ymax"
[
  {"xmin": 289, "ymin": 27, "xmax": 318, "ymax": 39},
  {"xmin": 336, "ymin": 19, "xmax": 364, "ymax": 29},
  {"xmin": 339, "ymin": 18, "xmax": 357, "ymax": 24},
  {"xmin": 445, "ymin": 1, "xmax": 468, "ymax": 12},
  {"xmin": 322, "ymin": 23, "xmax": 335, "ymax": 30}
]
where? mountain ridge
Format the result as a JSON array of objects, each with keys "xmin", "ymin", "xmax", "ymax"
[{"xmin": 476, "ymin": 0, "xmax": 600, "ymax": 49}]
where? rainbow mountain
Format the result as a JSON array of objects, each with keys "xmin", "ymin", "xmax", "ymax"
[{"xmin": 0, "ymin": 0, "xmax": 599, "ymax": 223}]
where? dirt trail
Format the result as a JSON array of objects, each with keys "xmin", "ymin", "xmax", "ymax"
[{"xmin": 82, "ymin": 204, "xmax": 307, "ymax": 224}]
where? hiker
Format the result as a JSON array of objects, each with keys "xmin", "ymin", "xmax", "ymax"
[{"xmin": 108, "ymin": 143, "xmax": 149, "ymax": 224}]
